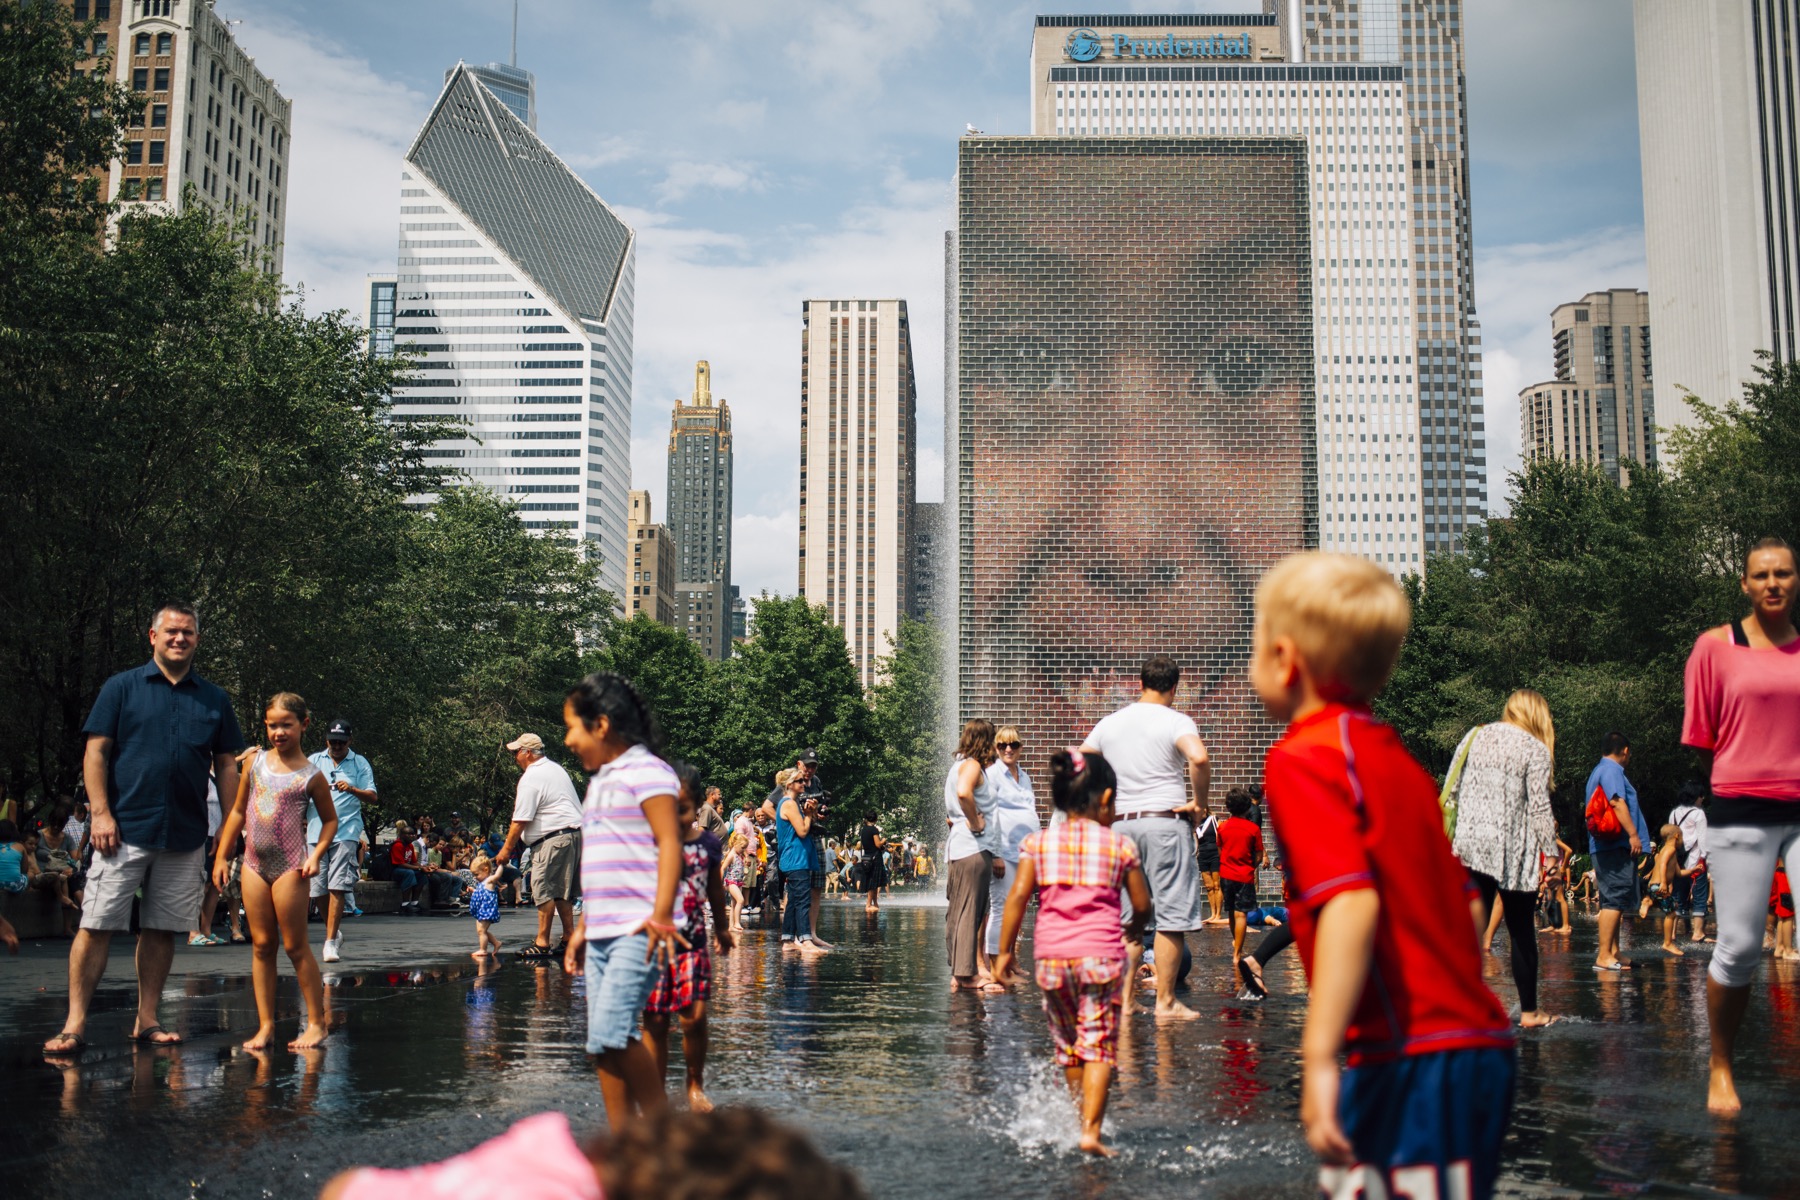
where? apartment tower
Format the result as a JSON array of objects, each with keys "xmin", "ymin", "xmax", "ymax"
[
  {"xmin": 1518, "ymin": 289, "xmax": 1656, "ymax": 484},
  {"xmin": 1635, "ymin": 0, "xmax": 1800, "ymax": 425},
  {"xmin": 71, "ymin": 0, "xmax": 291, "ymax": 273},
  {"xmin": 667, "ymin": 360, "xmax": 734, "ymax": 661},
  {"xmin": 626, "ymin": 491, "xmax": 677, "ymax": 624},
  {"xmin": 797, "ymin": 299, "xmax": 918, "ymax": 687},
  {"xmin": 387, "ymin": 64, "xmax": 635, "ymax": 602}
]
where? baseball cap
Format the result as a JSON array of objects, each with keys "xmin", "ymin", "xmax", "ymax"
[
  {"xmin": 326, "ymin": 719, "xmax": 352, "ymax": 740},
  {"xmin": 800, "ymin": 748, "xmax": 819, "ymax": 765},
  {"xmin": 506, "ymin": 732, "xmax": 545, "ymax": 752}
]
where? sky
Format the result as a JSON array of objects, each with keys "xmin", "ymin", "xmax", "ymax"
[{"xmin": 226, "ymin": 0, "xmax": 1646, "ymax": 598}]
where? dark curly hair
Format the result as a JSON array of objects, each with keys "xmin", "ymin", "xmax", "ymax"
[
  {"xmin": 589, "ymin": 1106, "xmax": 867, "ymax": 1200},
  {"xmin": 565, "ymin": 671, "xmax": 662, "ymax": 754}
]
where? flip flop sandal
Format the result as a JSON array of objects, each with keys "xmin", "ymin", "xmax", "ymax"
[
  {"xmin": 1237, "ymin": 956, "xmax": 1268, "ymax": 999},
  {"xmin": 43, "ymin": 1032, "xmax": 87, "ymax": 1057},
  {"xmin": 133, "ymin": 1026, "xmax": 183, "ymax": 1045}
]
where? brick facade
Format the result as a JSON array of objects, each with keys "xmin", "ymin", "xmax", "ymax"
[{"xmin": 954, "ymin": 137, "xmax": 1315, "ymax": 796}]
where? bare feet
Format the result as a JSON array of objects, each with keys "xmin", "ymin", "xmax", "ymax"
[
  {"xmin": 0, "ymin": 915, "xmax": 17, "ymax": 955},
  {"xmin": 1708, "ymin": 1063, "xmax": 1742, "ymax": 1115},
  {"xmin": 471, "ymin": 950, "xmax": 489, "ymax": 959},
  {"xmin": 1078, "ymin": 1134, "xmax": 1117, "ymax": 1158},
  {"xmin": 1154, "ymin": 1000, "xmax": 1201, "ymax": 1020},
  {"xmin": 1518, "ymin": 1011, "xmax": 1558, "ymax": 1028},
  {"xmin": 810, "ymin": 935, "xmax": 834, "ymax": 949},
  {"xmin": 1555, "ymin": 926, "xmax": 1574, "ymax": 934},
  {"xmin": 798, "ymin": 938, "xmax": 828, "ymax": 955},
  {"xmin": 242, "ymin": 1025, "xmax": 277, "ymax": 1051},
  {"xmin": 1662, "ymin": 943, "xmax": 1686, "ymax": 957},
  {"xmin": 687, "ymin": 1081, "xmax": 713, "ymax": 1112},
  {"xmin": 289, "ymin": 1023, "xmax": 329, "ymax": 1050}
]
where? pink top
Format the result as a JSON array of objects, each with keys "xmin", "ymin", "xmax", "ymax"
[
  {"xmin": 581, "ymin": 744, "xmax": 681, "ymax": 941},
  {"xmin": 331, "ymin": 1112, "xmax": 600, "ymax": 1200},
  {"xmin": 1019, "ymin": 819, "xmax": 1140, "ymax": 960},
  {"xmin": 1683, "ymin": 631, "xmax": 1800, "ymax": 800}
]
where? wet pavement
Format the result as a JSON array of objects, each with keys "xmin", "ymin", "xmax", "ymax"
[{"xmin": 1, "ymin": 896, "xmax": 1797, "ymax": 1198}]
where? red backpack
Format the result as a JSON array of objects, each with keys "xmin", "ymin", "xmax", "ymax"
[{"xmin": 1585, "ymin": 784, "xmax": 1625, "ymax": 839}]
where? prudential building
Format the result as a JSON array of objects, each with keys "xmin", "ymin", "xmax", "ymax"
[
  {"xmin": 1030, "ymin": 3, "xmax": 1486, "ymax": 569},
  {"xmin": 388, "ymin": 64, "xmax": 635, "ymax": 602}
]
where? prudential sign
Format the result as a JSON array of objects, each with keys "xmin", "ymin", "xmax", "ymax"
[{"xmin": 1065, "ymin": 27, "xmax": 1253, "ymax": 62}]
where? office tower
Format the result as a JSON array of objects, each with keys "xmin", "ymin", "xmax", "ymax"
[
  {"xmin": 387, "ymin": 64, "xmax": 635, "ymax": 602},
  {"xmin": 953, "ymin": 136, "xmax": 1313, "ymax": 788},
  {"xmin": 1030, "ymin": 10, "xmax": 1434, "ymax": 574},
  {"xmin": 909, "ymin": 500, "xmax": 944, "ymax": 621},
  {"xmin": 1518, "ymin": 289, "xmax": 1656, "ymax": 484},
  {"xmin": 458, "ymin": 62, "xmax": 536, "ymax": 131},
  {"xmin": 667, "ymin": 362, "xmax": 734, "ymax": 587},
  {"xmin": 626, "ymin": 491, "xmax": 677, "ymax": 624},
  {"xmin": 367, "ymin": 274, "xmax": 397, "ymax": 359},
  {"xmin": 676, "ymin": 581, "xmax": 728, "ymax": 661},
  {"xmin": 1636, "ymin": 1, "xmax": 1800, "ymax": 426},
  {"xmin": 797, "ymin": 299, "xmax": 919, "ymax": 687},
  {"xmin": 70, "ymin": 0, "xmax": 292, "ymax": 274}
]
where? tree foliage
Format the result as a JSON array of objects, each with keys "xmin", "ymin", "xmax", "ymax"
[{"xmin": 1379, "ymin": 359, "xmax": 1800, "ymax": 833}]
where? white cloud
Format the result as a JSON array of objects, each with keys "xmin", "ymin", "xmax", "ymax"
[
  {"xmin": 227, "ymin": 10, "xmax": 428, "ymax": 320},
  {"xmin": 1474, "ymin": 225, "xmax": 1648, "ymax": 509},
  {"xmin": 731, "ymin": 510, "xmax": 801, "ymax": 601},
  {"xmin": 654, "ymin": 160, "xmax": 766, "ymax": 203},
  {"xmin": 715, "ymin": 98, "xmax": 767, "ymax": 129}
]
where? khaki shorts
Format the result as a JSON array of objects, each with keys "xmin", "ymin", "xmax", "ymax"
[
  {"xmin": 81, "ymin": 843, "xmax": 206, "ymax": 933},
  {"xmin": 309, "ymin": 841, "xmax": 362, "ymax": 897},
  {"xmin": 529, "ymin": 829, "xmax": 580, "ymax": 903}
]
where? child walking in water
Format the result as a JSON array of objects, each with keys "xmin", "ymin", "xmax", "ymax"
[
  {"xmin": 213, "ymin": 693, "xmax": 337, "ymax": 1051},
  {"xmin": 1643, "ymin": 824, "xmax": 1693, "ymax": 956},
  {"xmin": 721, "ymin": 832, "xmax": 749, "ymax": 934},
  {"xmin": 994, "ymin": 748, "xmax": 1152, "ymax": 1158},
  {"xmin": 1251, "ymin": 554, "xmax": 1515, "ymax": 1199},
  {"xmin": 469, "ymin": 854, "xmax": 503, "ymax": 959},
  {"xmin": 562, "ymin": 672, "xmax": 689, "ymax": 1128},
  {"xmin": 641, "ymin": 763, "xmax": 733, "ymax": 1111}
]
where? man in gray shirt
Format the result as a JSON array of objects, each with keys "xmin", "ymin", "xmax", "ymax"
[{"xmin": 494, "ymin": 733, "xmax": 584, "ymax": 960}]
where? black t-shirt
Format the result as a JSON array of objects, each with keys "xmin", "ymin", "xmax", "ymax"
[{"xmin": 860, "ymin": 822, "xmax": 881, "ymax": 857}]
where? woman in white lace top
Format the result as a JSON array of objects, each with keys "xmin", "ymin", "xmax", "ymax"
[{"xmin": 1448, "ymin": 689, "xmax": 1559, "ymax": 1027}]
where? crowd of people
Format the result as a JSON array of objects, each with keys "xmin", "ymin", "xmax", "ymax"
[{"xmin": 4, "ymin": 534, "xmax": 1799, "ymax": 1199}]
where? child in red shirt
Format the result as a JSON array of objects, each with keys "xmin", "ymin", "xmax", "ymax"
[
  {"xmin": 1250, "ymin": 552, "xmax": 1515, "ymax": 1200},
  {"xmin": 1216, "ymin": 787, "xmax": 1266, "ymax": 965}
]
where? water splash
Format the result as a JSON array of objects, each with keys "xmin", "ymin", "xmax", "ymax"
[{"xmin": 978, "ymin": 1058, "xmax": 1091, "ymax": 1158}]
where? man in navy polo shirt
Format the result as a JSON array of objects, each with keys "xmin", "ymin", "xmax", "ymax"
[{"xmin": 43, "ymin": 602, "xmax": 245, "ymax": 1055}]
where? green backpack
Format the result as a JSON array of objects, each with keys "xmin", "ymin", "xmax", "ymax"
[{"xmin": 1438, "ymin": 726, "xmax": 1480, "ymax": 841}]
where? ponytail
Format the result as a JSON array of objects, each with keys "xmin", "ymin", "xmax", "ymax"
[{"xmin": 1048, "ymin": 747, "xmax": 1116, "ymax": 814}]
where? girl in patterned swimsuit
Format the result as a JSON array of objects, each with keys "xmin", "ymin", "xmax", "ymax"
[{"xmin": 213, "ymin": 692, "xmax": 337, "ymax": 1051}]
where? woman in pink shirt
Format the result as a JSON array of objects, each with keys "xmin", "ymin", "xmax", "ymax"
[
  {"xmin": 1683, "ymin": 537, "xmax": 1800, "ymax": 1115},
  {"xmin": 993, "ymin": 748, "xmax": 1152, "ymax": 1158}
]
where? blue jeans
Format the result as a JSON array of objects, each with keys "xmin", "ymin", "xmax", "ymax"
[
  {"xmin": 391, "ymin": 867, "xmax": 422, "ymax": 896},
  {"xmin": 583, "ymin": 931, "xmax": 659, "ymax": 1053},
  {"xmin": 782, "ymin": 869, "xmax": 812, "ymax": 941}
]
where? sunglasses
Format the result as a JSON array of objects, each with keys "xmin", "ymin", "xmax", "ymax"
[{"xmin": 996, "ymin": 741, "xmax": 1021, "ymax": 750}]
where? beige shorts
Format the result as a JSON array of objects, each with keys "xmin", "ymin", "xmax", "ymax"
[
  {"xmin": 81, "ymin": 843, "xmax": 206, "ymax": 933},
  {"xmin": 529, "ymin": 829, "xmax": 580, "ymax": 903}
]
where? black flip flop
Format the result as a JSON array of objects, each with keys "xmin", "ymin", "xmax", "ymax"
[
  {"xmin": 132, "ymin": 1026, "xmax": 182, "ymax": 1045},
  {"xmin": 1237, "ymin": 956, "xmax": 1268, "ymax": 999},
  {"xmin": 43, "ymin": 1031, "xmax": 87, "ymax": 1057}
]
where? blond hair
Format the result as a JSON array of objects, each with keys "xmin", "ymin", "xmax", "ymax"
[
  {"xmin": 775, "ymin": 767, "xmax": 798, "ymax": 789},
  {"xmin": 470, "ymin": 854, "xmax": 493, "ymax": 880},
  {"xmin": 1500, "ymin": 688, "xmax": 1555, "ymax": 765},
  {"xmin": 995, "ymin": 726, "xmax": 1021, "ymax": 745},
  {"xmin": 1254, "ymin": 553, "xmax": 1410, "ymax": 701}
]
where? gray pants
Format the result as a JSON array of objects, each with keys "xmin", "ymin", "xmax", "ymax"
[
  {"xmin": 946, "ymin": 852, "xmax": 993, "ymax": 977},
  {"xmin": 1708, "ymin": 822, "xmax": 1800, "ymax": 987}
]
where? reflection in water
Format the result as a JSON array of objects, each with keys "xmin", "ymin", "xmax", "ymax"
[{"xmin": 1, "ymin": 906, "xmax": 1799, "ymax": 1198}]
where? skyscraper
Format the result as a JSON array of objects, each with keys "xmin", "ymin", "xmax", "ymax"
[
  {"xmin": 1636, "ymin": 0, "xmax": 1800, "ymax": 425},
  {"xmin": 1292, "ymin": 1, "xmax": 1488, "ymax": 555},
  {"xmin": 667, "ymin": 362, "xmax": 733, "ymax": 589},
  {"xmin": 1029, "ymin": 4, "xmax": 1473, "ymax": 573},
  {"xmin": 458, "ymin": 62, "xmax": 536, "ymax": 131},
  {"xmin": 70, "ymin": 0, "xmax": 292, "ymax": 274},
  {"xmin": 387, "ymin": 64, "xmax": 636, "ymax": 602},
  {"xmin": 626, "ymin": 490, "xmax": 677, "ymax": 624},
  {"xmin": 797, "ymin": 299, "xmax": 918, "ymax": 687},
  {"xmin": 1518, "ymin": 289, "xmax": 1656, "ymax": 484}
]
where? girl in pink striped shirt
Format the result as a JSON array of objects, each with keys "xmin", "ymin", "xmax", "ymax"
[{"xmin": 994, "ymin": 748, "xmax": 1152, "ymax": 1157}]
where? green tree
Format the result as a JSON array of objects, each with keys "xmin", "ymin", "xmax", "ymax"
[
  {"xmin": 584, "ymin": 613, "xmax": 722, "ymax": 785},
  {"xmin": 868, "ymin": 615, "xmax": 947, "ymax": 838}
]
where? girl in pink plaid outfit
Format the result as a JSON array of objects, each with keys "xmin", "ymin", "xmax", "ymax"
[{"xmin": 995, "ymin": 748, "xmax": 1153, "ymax": 1157}]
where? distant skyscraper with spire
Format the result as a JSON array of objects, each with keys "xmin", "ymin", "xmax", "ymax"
[{"xmin": 668, "ymin": 361, "xmax": 733, "ymax": 659}]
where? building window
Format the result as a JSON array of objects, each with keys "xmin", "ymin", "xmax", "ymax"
[
  {"xmin": 148, "ymin": 140, "xmax": 164, "ymax": 165},
  {"xmin": 151, "ymin": 103, "xmax": 167, "ymax": 128},
  {"xmin": 134, "ymin": 33, "xmax": 151, "ymax": 57},
  {"xmin": 156, "ymin": 33, "xmax": 172, "ymax": 56},
  {"xmin": 146, "ymin": 177, "xmax": 164, "ymax": 201},
  {"xmin": 132, "ymin": 67, "xmax": 147, "ymax": 91},
  {"xmin": 95, "ymin": 0, "xmax": 110, "ymax": 16},
  {"xmin": 73, "ymin": 1, "xmax": 89, "ymax": 18},
  {"xmin": 121, "ymin": 178, "xmax": 141, "ymax": 200},
  {"xmin": 90, "ymin": 33, "xmax": 107, "ymax": 56},
  {"xmin": 125, "ymin": 140, "xmax": 143, "ymax": 165},
  {"xmin": 153, "ymin": 67, "xmax": 169, "ymax": 91}
]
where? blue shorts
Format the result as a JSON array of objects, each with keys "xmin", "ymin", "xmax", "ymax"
[
  {"xmin": 1593, "ymin": 845, "xmax": 1638, "ymax": 911},
  {"xmin": 583, "ymin": 931, "xmax": 658, "ymax": 1054},
  {"xmin": 1322, "ymin": 1046, "xmax": 1516, "ymax": 1200},
  {"xmin": 1674, "ymin": 869, "xmax": 1710, "ymax": 917}
]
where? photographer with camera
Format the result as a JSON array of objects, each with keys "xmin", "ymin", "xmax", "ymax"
[
  {"xmin": 794, "ymin": 750, "xmax": 835, "ymax": 947},
  {"xmin": 775, "ymin": 769, "xmax": 828, "ymax": 954}
]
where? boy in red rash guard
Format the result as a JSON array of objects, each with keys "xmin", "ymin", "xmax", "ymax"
[{"xmin": 1249, "ymin": 552, "xmax": 1516, "ymax": 1200}]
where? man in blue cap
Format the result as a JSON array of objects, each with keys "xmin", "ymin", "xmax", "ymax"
[{"xmin": 309, "ymin": 718, "xmax": 377, "ymax": 964}]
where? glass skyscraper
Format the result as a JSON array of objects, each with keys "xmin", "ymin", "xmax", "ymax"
[{"xmin": 389, "ymin": 64, "xmax": 635, "ymax": 601}]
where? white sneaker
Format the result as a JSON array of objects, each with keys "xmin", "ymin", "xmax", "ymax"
[{"xmin": 322, "ymin": 936, "xmax": 341, "ymax": 963}]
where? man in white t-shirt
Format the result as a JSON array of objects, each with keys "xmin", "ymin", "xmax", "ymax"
[
  {"xmin": 1669, "ymin": 782, "xmax": 1711, "ymax": 944},
  {"xmin": 1081, "ymin": 654, "xmax": 1212, "ymax": 1018},
  {"xmin": 494, "ymin": 732, "xmax": 585, "ymax": 959}
]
